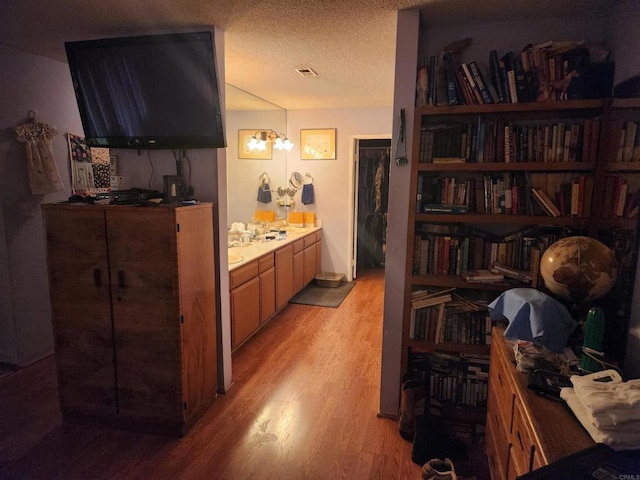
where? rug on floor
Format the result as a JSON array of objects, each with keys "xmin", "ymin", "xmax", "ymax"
[{"xmin": 289, "ymin": 281, "xmax": 356, "ymax": 308}]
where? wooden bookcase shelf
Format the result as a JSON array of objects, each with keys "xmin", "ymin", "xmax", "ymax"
[{"xmin": 402, "ymin": 95, "xmax": 640, "ymax": 435}]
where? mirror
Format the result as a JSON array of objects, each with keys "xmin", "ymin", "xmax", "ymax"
[{"xmin": 225, "ymin": 84, "xmax": 287, "ymax": 227}]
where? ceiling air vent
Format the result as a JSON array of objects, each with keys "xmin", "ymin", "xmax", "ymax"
[{"xmin": 296, "ymin": 68, "xmax": 318, "ymax": 77}]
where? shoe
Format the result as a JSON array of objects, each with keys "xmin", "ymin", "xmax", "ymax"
[{"xmin": 421, "ymin": 457, "xmax": 457, "ymax": 480}]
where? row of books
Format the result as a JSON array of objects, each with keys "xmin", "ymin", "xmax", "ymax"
[
  {"xmin": 412, "ymin": 224, "xmax": 578, "ymax": 284},
  {"xmin": 602, "ymin": 175, "xmax": 640, "ymax": 219},
  {"xmin": 613, "ymin": 120, "xmax": 640, "ymax": 162},
  {"xmin": 417, "ymin": 171, "xmax": 594, "ymax": 217},
  {"xmin": 418, "ymin": 118, "xmax": 600, "ymax": 164},
  {"xmin": 416, "ymin": 175, "xmax": 474, "ymax": 213},
  {"xmin": 430, "ymin": 371, "xmax": 488, "ymax": 408},
  {"xmin": 418, "ymin": 40, "xmax": 595, "ymax": 107},
  {"xmin": 417, "ymin": 351, "xmax": 490, "ymax": 408},
  {"xmin": 409, "ymin": 291, "xmax": 491, "ymax": 344},
  {"xmin": 531, "ymin": 174, "xmax": 637, "ymax": 219}
]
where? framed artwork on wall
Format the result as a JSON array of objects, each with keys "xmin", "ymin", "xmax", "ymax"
[
  {"xmin": 301, "ymin": 128, "xmax": 336, "ymax": 159},
  {"xmin": 238, "ymin": 129, "xmax": 272, "ymax": 159},
  {"xmin": 67, "ymin": 133, "xmax": 113, "ymax": 196}
]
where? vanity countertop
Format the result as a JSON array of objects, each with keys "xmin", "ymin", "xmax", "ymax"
[{"xmin": 227, "ymin": 226, "xmax": 321, "ymax": 272}]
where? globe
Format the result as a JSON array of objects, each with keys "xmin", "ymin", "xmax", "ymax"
[{"xmin": 540, "ymin": 236, "xmax": 618, "ymax": 303}]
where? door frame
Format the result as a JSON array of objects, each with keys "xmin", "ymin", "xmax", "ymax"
[{"xmin": 350, "ymin": 134, "xmax": 392, "ymax": 280}]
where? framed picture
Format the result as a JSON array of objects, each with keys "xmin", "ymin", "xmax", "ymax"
[
  {"xmin": 300, "ymin": 128, "xmax": 336, "ymax": 159},
  {"xmin": 238, "ymin": 129, "xmax": 272, "ymax": 159},
  {"xmin": 67, "ymin": 133, "xmax": 112, "ymax": 196}
]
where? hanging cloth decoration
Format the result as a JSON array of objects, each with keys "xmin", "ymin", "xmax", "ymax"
[
  {"xmin": 301, "ymin": 173, "xmax": 315, "ymax": 205},
  {"xmin": 257, "ymin": 172, "xmax": 272, "ymax": 203},
  {"xmin": 14, "ymin": 111, "xmax": 64, "ymax": 195}
]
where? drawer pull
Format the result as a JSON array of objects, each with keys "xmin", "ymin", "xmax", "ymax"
[{"xmin": 517, "ymin": 430, "xmax": 524, "ymax": 449}]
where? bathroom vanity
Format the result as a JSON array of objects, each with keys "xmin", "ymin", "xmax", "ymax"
[{"xmin": 228, "ymin": 227, "xmax": 322, "ymax": 349}]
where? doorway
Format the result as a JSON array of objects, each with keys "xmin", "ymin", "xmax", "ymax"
[{"xmin": 353, "ymin": 138, "xmax": 391, "ymax": 278}]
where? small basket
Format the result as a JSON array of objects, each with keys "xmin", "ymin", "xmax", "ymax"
[{"xmin": 315, "ymin": 272, "xmax": 345, "ymax": 288}]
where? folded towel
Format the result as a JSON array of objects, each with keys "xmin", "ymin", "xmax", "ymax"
[
  {"xmin": 301, "ymin": 184, "xmax": 314, "ymax": 205},
  {"xmin": 560, "ymin": 387, "xmax": 640, "ymax": 450},
  {"xmin": 569, "ymin": 370, "xmax": 640, "ymax": 427}
]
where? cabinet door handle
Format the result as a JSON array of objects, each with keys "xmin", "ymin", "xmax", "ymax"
[
  {"xmin": 117, "ymin": 271, "xmax": 125, "ymax": 288},
  {"xmin": 93, "ymin": 268, "xmax": 101, "ymax": 287}
]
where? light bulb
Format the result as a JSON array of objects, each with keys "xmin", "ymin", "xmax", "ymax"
[
  {"xmin": 274, "ymin": 137, "xmax": 284, "ymax": 150},
  {"xmin": 283, "ymin": 139, "xmax": 294, "ymax": 151}
]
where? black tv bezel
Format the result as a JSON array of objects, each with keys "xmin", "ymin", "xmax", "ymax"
[{"xmin": 65, "ymin": 31, "xmax": 226, "ymax": 150}]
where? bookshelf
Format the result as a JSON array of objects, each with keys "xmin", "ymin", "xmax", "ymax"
[{"xmin": 402, "ymin": 96, "xmax": 640, "ymax": 428}]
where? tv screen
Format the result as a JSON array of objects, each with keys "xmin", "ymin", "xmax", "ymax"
[{"xmin": 65, "ymin": 31, "xmax": 226, "ymax": 149}]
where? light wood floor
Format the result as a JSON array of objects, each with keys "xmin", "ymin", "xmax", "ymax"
[{"xmin": 0, "ymin": 269, "xmax": 427, "ymax": 479}]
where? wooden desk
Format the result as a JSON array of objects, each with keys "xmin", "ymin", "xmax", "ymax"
[{"xmin": 485, "ymin": 327, "xmax": 593, "ymax": 479}]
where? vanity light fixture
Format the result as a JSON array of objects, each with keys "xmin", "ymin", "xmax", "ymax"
[{"xmin": 247, "ymin": 130, "xmax": 294, "ymax": 152}]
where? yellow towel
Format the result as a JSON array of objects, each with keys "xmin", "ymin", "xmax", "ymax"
[
  {"xmin": 288, "ymin": 212, "xmax": 304, "ymax": 224},
  {"xmin": 304, "ymin": 212, "xmax": 315, "ymax": 227}
]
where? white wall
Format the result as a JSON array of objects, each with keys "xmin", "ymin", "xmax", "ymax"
[
  {"xmin": 226, "ymin": 109, "xmax": 287, "ymax": 226},
  {"xmin": 379, "ymin": 9, "xmax": 420, "ymax": 418},
  {"xmin": 419, "ymin": 15, "xmax": 605, "ymax": 69},
  {"xmin": 0, "ymin": 44, "xmax": 79, "ymax": 365},
  {"xmin": 286, "ymin": 107, "xmax": 392, "ymax": 278}
]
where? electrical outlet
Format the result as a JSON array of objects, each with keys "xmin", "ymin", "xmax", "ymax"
[{"xmin": 19, "ymin": 203, "xmax": 34, "ymax": 219}]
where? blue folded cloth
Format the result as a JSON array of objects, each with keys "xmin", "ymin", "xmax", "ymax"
[
  {"xmin": 488, "ymin": 288, "xmax": 576, "ymax": 353},
  {"xmin": 301, "ymin": 184, "xmax": 314, "ymax": 204},
  {"xmin": 257, "ymin": 183, "xmax": 272, "ymax": 203}
]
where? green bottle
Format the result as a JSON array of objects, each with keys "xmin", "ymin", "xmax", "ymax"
[{"xmin": 581, "ymin": 307, "xmax": 605, "ymax": 372}]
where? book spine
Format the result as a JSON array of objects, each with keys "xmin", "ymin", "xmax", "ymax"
[
  {"xmin": 461, "ymin": 63, "xmax": 484, "ymax": 104},
  {"xmin": 489, "ymin": 50, "xmax": 506, "ymax": 103},
  {"xmin": 469, "ymin": 62, "xmax": 493, "ymax": 104},
  {"xmin": 444, "ymin": 52, "xmax": 459, "ymax": 105}
]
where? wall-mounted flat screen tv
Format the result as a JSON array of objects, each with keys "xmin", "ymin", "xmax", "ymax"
[{"xmin": 65, "ymin": 31, "xmax": 226, "ymax": 149}]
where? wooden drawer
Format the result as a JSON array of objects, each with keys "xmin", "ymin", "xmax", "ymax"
[
  {"xmin": 511, "ymin": 399, "xmax": 538, "ymax": 475},
  {"xmin": 486, "ymin": 402, "xmax": 511, "ymax": 480},
  {"xmin": 293, "ymin": 238, "xmax": 305, "ymax": 254},
  {"xmin": 229, "ymin": 260, "xmax": 259, "ymax": 289},
  {"xmin": 258, "ymin": 253, "xmax": 274, "ymax": 273},
  {"xmin": 314, "ymin": 231, "xmax": 322, "ymax": 243},
  {"xmin": 303, "ymin": 233, "xmax": 316, "ymax": 248},
  {"xmin": 489, "ymin": 347, "xmax": 515, "ymax": 433}
]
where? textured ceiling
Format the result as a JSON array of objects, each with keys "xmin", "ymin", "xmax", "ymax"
[{"xmin": 0, "ymin": 0, "xmax": 616, "ymax": 110}]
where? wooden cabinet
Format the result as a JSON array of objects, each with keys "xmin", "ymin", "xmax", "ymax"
[
  {"xmin": 292, "ymin": 238, "xmax": 305, "ymax": 295},
  {"xmin": 229, "ymin": 230, "xmax": 322, "ymax": 350},
  {"xmin": 486, "ymin": 328, "xmax": 593, "ymax": 479},
  {"xmin": 230, "ymin": 260, "xmax": 260, "ymax": 349},
  {"xmin": 259, "ymin": 254, "xmax": 275, "ymax": 323},
  {"xmin": 275, "ymin": 244, "xmax": 294, "ymax": 310},
  {"xmin": 42, "ymin": 203, "xmax": 217, "ymax": 436},
  {"xmin": 303, "ymin": 231, "xmax": 321, "ymax": 286},
  {"xmin": 303, "ymin": 242, "xmax": 318, "ymax": 285},
  {"xmin": 229, "ymin": 230, "xmax": 322, "ymax": 339}
]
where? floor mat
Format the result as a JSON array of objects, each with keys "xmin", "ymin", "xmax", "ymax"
[{"xmin": 289, "ymin": 281, "xmax": 356, "ymax": 308}]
